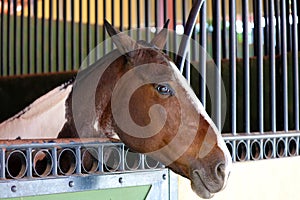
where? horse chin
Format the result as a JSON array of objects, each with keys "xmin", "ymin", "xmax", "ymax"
[{"xmin": 190, "ymin": 171, "xmax": 214, "ymax": 199}]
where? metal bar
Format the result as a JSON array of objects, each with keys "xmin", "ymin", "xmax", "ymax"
[
  {"xmin": 63, "ymin": 0, "xmax": 67, "ymax": 70},
  {"xmin": 34, "ymin": 0, "xmax": 38, "ymax": 73},
  {"xmin": 136, "ymin": 0, "xmax": 140, "ymax": 40},
  {"xmin": 255, "ymin": 0, "xmax": 264, "ymax": 133},
  {"xmin": 27, "ymin": 0, "xmax": 31, "ymax": 74},
  {"xmin": 269, "ymin": 0, "xmax": 276, "ymax": 132},
  {"xmin": 291, "ymin": 0, "xmax": 299, "ymax": 131},
  {"xmin": 263, "ymin": 0, "xmax": 269, "ymax": 55},
  {"xmin": 56, "ymin": 0, "xmax": 60, "ymax": 71},
  {"xmin": 120, "ymin": 0, "xmax": 123, "ymax": 31},
  {"xmin": 0, "ymin": 0, "xmax": 3, "ymax": 76},
  {"xmin": 42, "ymin": 0, "xmax": 45, "ymax": 72},
  {"xmin": 128, "ymin": 0, "xmax": 131, "ymax": 30},
  {"xmin": 280, "ymin": 0, "xmax": 288, "ymax": 131},
  {"xmin": 13, "ymin": 0, "xmax": 17, "ymax": 75},
  {"xmin": 71, "ymin": 0, "xmax": 75, "ymax": 69},
  {"xmin": 221, "ymin": 0, "xmax": 227, "ymax": 58},
  {"xmin": 274, "ymin": 0, "xmax": 281, "ymax": 54},
  {"xmin": 242, "ymin": 0, "xmax": 250, "ymax": 133},
  {"xmin": 154, "ymin": 0, "xmax": 158, "ymax": 28},
  {"xmin": 163, "ymin": 0, "xmax": 167, "ymax": 23},
  {"xmin": 172, "ymin": 0, "xmax": 177, "ymax": 59},
  {"xmin": 49, "ymin": 0, "xmax": 52, "ymax": 72},
  {"xmin": 7, "ymin": 0, "xmax": 11, "ymax": 75},
  {"xmin": 79, "ymin": 0, "xmax": 82, "ymax": 63},
  {"xmin": 111, "ymin": 0, "xmax": 114, "ymax": 49},
  {"xmin": 87, "ymin": 0, "xmax": 90, "ymax": 64},
  {"xmin": 0, "ymin": 148, "xmax": 4, "ymax": 178},
  {"xmin": 229, "ymin": 0, "xmax": 236, "ymax": 134},
  {"xmin": 20, "ymin": 0, "xmax": 24, "ymax": 74},
  {"xmin": 94, "ymin": 0, "xmax": 98, "ymax": 61},
  {"xmin": 145, "ymin": 0, "xmax": 150, "ymax": 41},
  {"xmin": 199, "ymin": 0, "xmax": 206, "ymax": 108},
  {"xmin": 286, "ymin": 0, "xmax": 291, "ymax": 52},
  {"xmin": 223, "ymin": 131, "xmax": 300, "ymax": 141},
  {"xmin": 51, "ymin": 147, "xmax": 58, "ymax": 175},
  {"xmin": 103, "ymin": 0, "xmax": 106, "ymax": 54},
  {"xmin": 26, "ymin": 148, "xmax": 33, "ymax": 177}
]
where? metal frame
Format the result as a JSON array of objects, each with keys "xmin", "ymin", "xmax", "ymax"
[{"xmin": 0, "ymin": 139, "xmax": 175, "ymax": 199}]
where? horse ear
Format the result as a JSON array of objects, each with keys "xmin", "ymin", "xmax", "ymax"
[
  {"xmin": 150, "ymin": 19, "xmax": 170, "ymax": 49},
  {"xmin": 104, "ymin": 19, "xmax": 138, "ymax": 56}
]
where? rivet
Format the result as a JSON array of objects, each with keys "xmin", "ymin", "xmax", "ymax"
[
  {"xmin": 11, "ymin": 185, "xmax": 17, "ymax": 192},
  {"xmin": 69, "ymin": 181, "xmax": 74, "ymax": 187},
  {"xmin": 119, "ymin": 177, "xmax": 123, "ymax": 183}
]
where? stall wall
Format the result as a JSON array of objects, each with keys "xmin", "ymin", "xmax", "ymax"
[{"xmin": 178, "ymin": 157, "xmax": 300, "ymax": 200}]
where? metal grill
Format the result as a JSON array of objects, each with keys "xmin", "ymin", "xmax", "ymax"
[
  {"xmin": 0, "ymin": 0, "xmax": 299, "ymax": 164},
  {"xmin": 0, "ymin": 138, "xmax": 171, "ymax": 198},
  {"xmin": 0, "ymin": 138, "xmax": 163, "ymax": 180}
]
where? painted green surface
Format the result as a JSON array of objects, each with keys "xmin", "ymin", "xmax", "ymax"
[{"xmin": 3, "ymin": 185, "xmax": 151, "ymax": 200}]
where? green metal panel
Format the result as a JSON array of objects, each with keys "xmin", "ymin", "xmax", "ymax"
[{"xmin": 3, "ymin": 185, "xmax": 151, "ymax": 200}]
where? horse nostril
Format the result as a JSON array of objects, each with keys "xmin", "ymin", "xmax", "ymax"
[{"xmin": 215, "ymin": 163, "xmax": 225, "ymax": 180}]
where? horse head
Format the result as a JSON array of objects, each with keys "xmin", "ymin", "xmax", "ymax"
[{"xmin": 84, "ymin": 20, "xmax": 232, "ymax": 199}]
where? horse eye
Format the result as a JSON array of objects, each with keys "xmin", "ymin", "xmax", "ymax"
[{"xmin": 155, "ymin": 84, "xmax": 174, "ymax": 96}]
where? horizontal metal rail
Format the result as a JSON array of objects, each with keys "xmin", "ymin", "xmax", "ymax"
[{"xmin": 224, "ymin": 132, "xmax": 300, "ymax": 162}]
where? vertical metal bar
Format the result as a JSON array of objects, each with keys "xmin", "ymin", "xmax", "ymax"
[
  {"xmin": 269, "ymin": 0, "xmax": 276, "ymax": 132},
  {"xmin": 0, "ymin": 148, "xmax": 5, "ymax": 178},
  {"xmin": 71, "ymin": 0, "xmax": 75, "ymax": 69},
  {"xmin": 255, "ymin": 0, "xmax": 264, "ymax": 133},
  {"xmin": 75, "ymin": 146, "xmax": 81, "ymax": 174},
  {"xmin": 145, "ymin": 0, "xmax": 150, "ymax": 41},
  {"xmin": 63, "ymin": 0, "xmax": 67, "ymax": 71},
  {"xmin": 221, "ymin": 0, "xmax": 227, "ymax": 58},
  {"xmin": 51, "ymin": 147, "xmax": 58, "ymax": 175},
  {"xmin": 42, "ymin": 0, "xmax": 45, "ymax": 72},
  {"xmin": 263, "ymin": 0, "xmax": 269, "ymax": 55},
  {"xmin": 212, "ymin": 0, "xmax": 221, "ymax": 129},
  {"xmin": 26, "ymin": 148, "xmax": 33, "ymax": 177},
  {"xmin": 79, "ymin": 0, "xmax": 82, "ymax": 63},
  {"xmin": 87, "ymin": 0, "xmax": 90, "ymax": 63},
  {"xmin": 111, "ymin": 0, "xmax": 114, "ymax": 49},
  {"xmin": 56, "ymin": 0, "xmax": 60, "ymax": 71},
  {"xmin": 280, "ymin": 0, "xmax": 288, "ymax": 132},
  {"xmin": 94, "ymin": 0, "xmax": 98, "ymax": 61},
  {"xmin": 286, "ymin": 0, "xmax": 291, "ymax": 52},
  {"xmin": 20, "ymin": 0, "xmax": 24, "ymax": 74},
  {"xmin": 13, "ymin": 0, "xmax": 17, "ymax": 75},
  {"xmin": 229, "ymin": 0, "xmax": 236, "ymax": 134},
  {"xmin": 128, "ymin": 0, "xmax": 131, "ymax": 30},
  {"xmin": 291, "ymin": 0, "xmax": 299, "ymax": 131},
  {"xmin": 0, "ymin": 0, "xmax": 4, "ymax": 76},
  {"xmin": 34, "ymin": 0, "xmax": 38, "ymax": 73},
  {"xmin": 120, "ymin": 0, "xmax": 123, "ymax": 31},
  {"xmin": 49, "ymin": 0, "xmax": 52, "ymax": 72},
  {"xmin": 242, "ymin": 0, "xmax": 250, "ymax": 133},
  {"xmin": 154, "ymin": 0, "xmax": 158, "ymax": 28},
  {"xmin": 163, "ymin": 0, "xmax": 167, "ymax": 23},
  {"xmin": 172, "ymin": 0, "xmax": 177, "ymax": 57},
  {"xmin": 102, "ymin": 0, "xmax": 106, "ymax": 54},
  {"xmin": 298, "ymin": 0, "xmax": 300, "ymax": 50},
  {"xmin": 7, "ymin": 0, "xmax": 11, "ymax": 75},
  {"xmin": 199, "ymin": 0, "xmax": 206, "ymax": 108},
  {"xmin": 274, "ymin": 0, "xmax": 281, "ymax": 54},
  {"xmin": 136, "ymin": 0, "xmax": 140, "ymax": 40},
  {"xmin": 27, "ymin": 0, "xmax": 31, "ymax": 74}
]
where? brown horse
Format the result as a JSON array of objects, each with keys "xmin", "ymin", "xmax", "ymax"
[{"xmin": 0, "ymin": 21, "xmax": 231, "ymax": 198}]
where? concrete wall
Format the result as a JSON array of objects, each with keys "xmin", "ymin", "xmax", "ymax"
[{"xmin": 178, "ymin": 157, "xmax": 300, "ymax": 200}]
